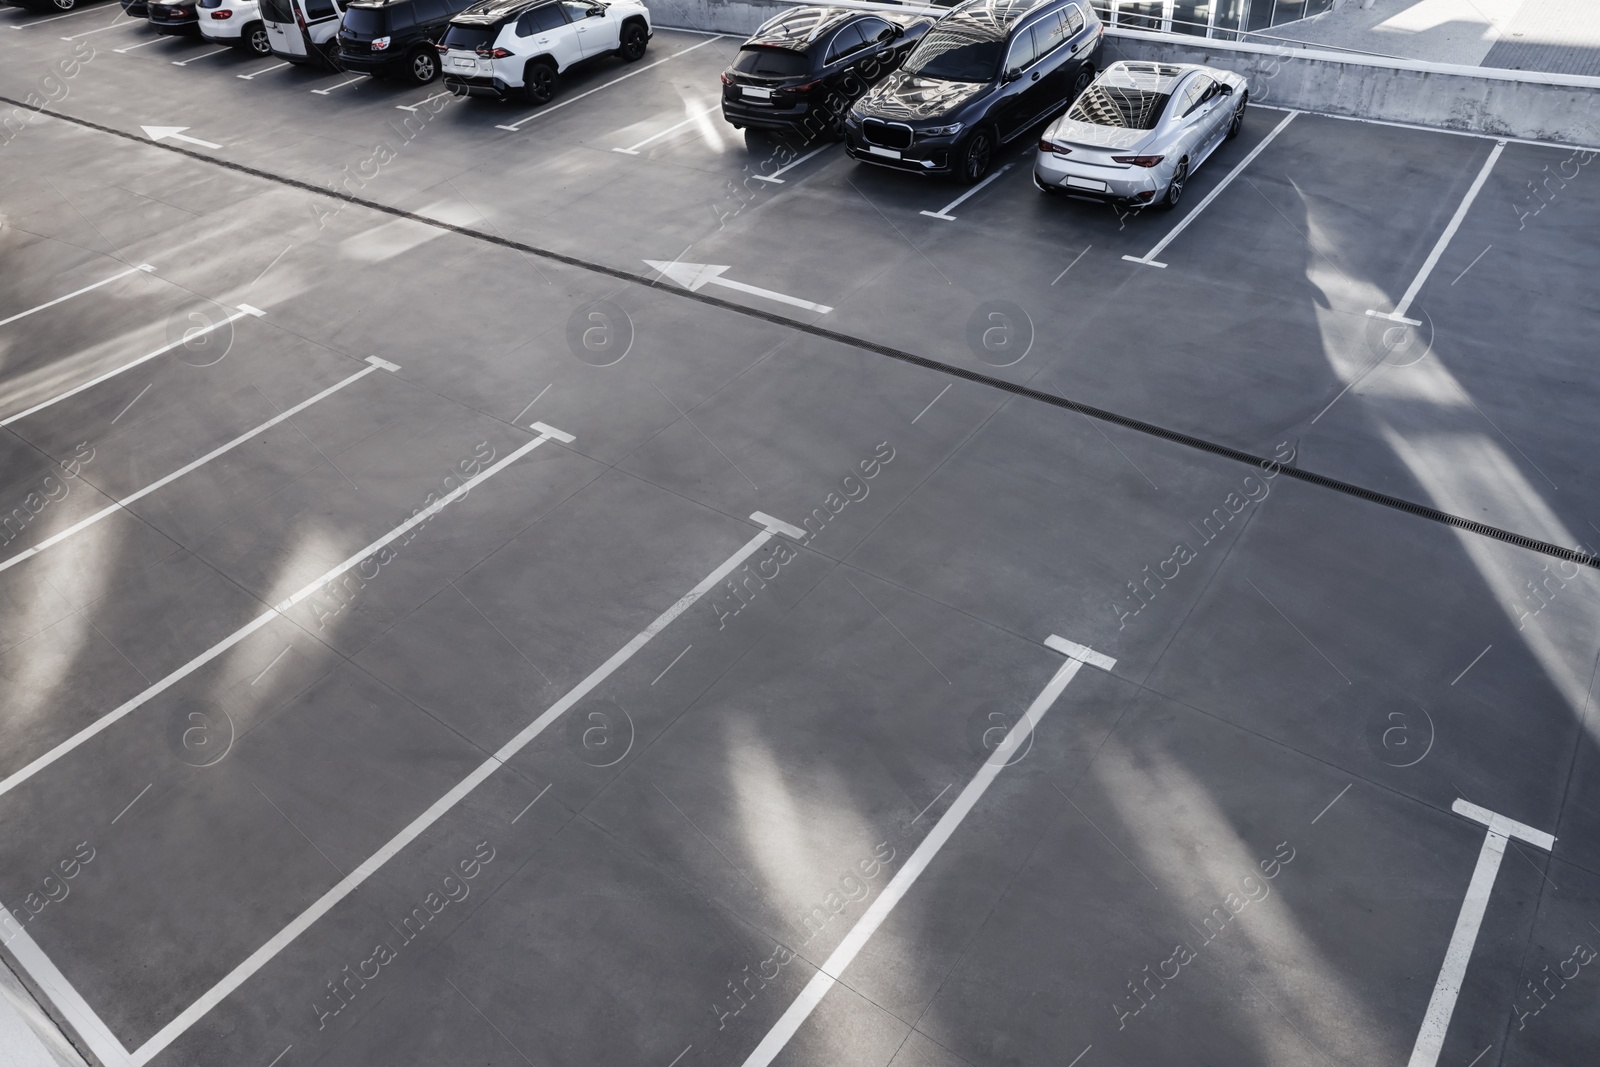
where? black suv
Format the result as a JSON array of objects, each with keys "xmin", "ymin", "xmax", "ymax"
[
  {"xmin": 845, "ymin": 0, "xmax": 1102, "ymax": 183},
  {"xmin": 339, "ymin": 0, "xmax": 476, "ymax": 83},
  {"xmin": 148, "ymin": 0, "xmax": 200, "ymax": 33},
  {"xmin": 721, "ymin": 6, "xmax": 933, "ymax": 145}
]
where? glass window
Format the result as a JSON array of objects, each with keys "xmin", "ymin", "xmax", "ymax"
[
  {"xmin": 1065, "ymin": 4, "xmax": 1085, "ymax": 33},
  {"xmin": 1005, "ymin": 24, "xmax": 1040, "ymax": 72},
  {"xmin": 732, "ymin": 46, "xmax": 810, "ymax": 77},
  {"xmin": 903, "ymin": 30, "xmax": 1003, "ymax": 83},
  {"xmin": 1180, "ymin": 77, "xmax": 1212, "ymax": 116},
  {"xmin": 341, "ymin": 5, "xmax": 385, "ymax": 32},
  {"xmin": 826, "ymin": 23, "xmax": 866, "ymax": 64},
  {"xmin": 559, "ymin": 0, "xmax": 590, "ymax": 20},
  {"xmin": 856, "ymin": 17, "xmax": 894, "ymax": 45},
  {"xmin": 1031, "ymin": 12, "xmax": 1068, "ymax": 57},
  {"xmin": 261, "ymin": 0, "xmax": 293, "ymax": 20},
  {"xmin": 303, "ymin": 0, "xmax": 337, "ymax": 19},
  {"xmin": 442, "ymin": 21, "xmax": 497, "ymax": 48},
  {"xmin": 412, "ymin": 0, "xmax": 447, "ymax": 23}
]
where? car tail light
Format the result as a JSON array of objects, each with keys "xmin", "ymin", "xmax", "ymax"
[
  {"xmin": 489, "ymin": 47, "xmax": 512, "ymax": 58},
  {"xmin": 210, "ymin": 7, "xmax": 231, "ymax": 15},
  {"xmin": 1039, "ymin": 138, "xmax": 1069, "ymax": 154},
  {"xmin": 371, "ymin": 35, "xmax": 390, "ymax": 50},
  {"xmin": 1112, "ymin": 155, "xmax": 1165, "ymax": 167},
  {"xmin": 790, "ymin": 79, "xmax": 822, "ymax": 93},
  {"xmin": 720, "ymin": 71, "xmax": 733, "ymax": 85},
  {"xmin": 436, "ymin": 43, "xmax": 449, "ymax": 52}
]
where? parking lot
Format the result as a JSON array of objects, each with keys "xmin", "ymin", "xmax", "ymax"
[{"xmin": 1, "ymin": 4, "xmax": 1598, "ymax": 1067}]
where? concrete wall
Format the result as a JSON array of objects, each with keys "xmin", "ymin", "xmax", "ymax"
[{"xmin": 650, "ymin": 1, "xmax": 1600, "ymax": 146}]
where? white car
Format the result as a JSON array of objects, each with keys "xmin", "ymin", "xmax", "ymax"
[
  {"xmin": 261, "ymin": 0, "xmax": 346, "ymax": 66},
  {"xmin": 1034, "ymin": 60, "xmax": 1249, "ymax": 211},
  {"xmin": 439, "ymin": 0, "xmax": 650, "ymax": 104},
  {"xmin": 197, "ymin": 0, "xmax": 272, "ymax": 55}
]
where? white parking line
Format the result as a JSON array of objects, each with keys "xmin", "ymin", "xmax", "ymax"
[
  {"xmin": 749, "ymin": 142, "xmax": 832, "ymax": 184},
  {"xmin": 1368, "ymin": 141, "xmax": 1504, "ymax": 325},
  {"xmin": 10, "ymin": 5, "xmax": 105, "ymax": 28},
  {"xmin": 126, "ymin": 507, "xmax": 805, "ymax": 1066},
  {"xmin": 1124, "ymin": 109, "xmax": 1298, "ymax": 269},
  {"xmin": 0, "ymin": 263, "xmax": 154, "ymax": 328},
  {"xmin": 0, "ymin": 420, "xmax": 574, "ymax": 808},
  {"xmin": 0, "ymin": 358, "xmax": 397, "ymax": 575},
  {"xmin": 311, "ymin": 75, "xmax": 366, "ymax": 95},
  {"xmin": 237, "ymin": 60, "xmax": 291, "ymax": 79},
  {"xmin": 396, "ymin": 90, "xmax": 451, "ymax": 112},
  {"xmin": 0, "ymin": 304, "xmax": 265, "ymax": 428},
  {"xmin": 495, "ymin": 35, "xmax": 726, "ymax": 132},
  {"xmin": 0, "ymin": 911, "xmax": 132, "ymax": 1067},
  {"xmin": 920, "ymin": 158, "xmax": 1021, "ymax": 221},
  {"xmin": 172, "ymin": 46, "xmax": 231, "ymax": 66},
  {"xmin": 740, "ymin": 634, "xmax": 1115, "ymax": 1067},
  {"xmin": 59, "ymin": 19, "xmax": 128, "ymax": 42},
  {"xmin": 113, "ymin": 36, "xmax": 172, "ymax": 53},
  {"xmin": 612, "ymin": 107, "xmax": 717, "ymax": 155}
]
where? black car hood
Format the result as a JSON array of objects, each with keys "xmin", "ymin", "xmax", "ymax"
[{"xmin": 859, "ymin": 71, "xmax": 987, "ymax": 122}]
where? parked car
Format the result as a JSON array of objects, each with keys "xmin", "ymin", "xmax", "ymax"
[
  {"xmin": 120, "ymin": 0, "xmax": 150, "ymax": 17},
  {"xmin": 439, "ymin": 0, "xmax": 650, "ymax": 104},
  {"xmin": 261, "ymin": 0, "xmax": 346, "ymax": 66},
  {"xmin": 148, "ymin": 0, "xmax": 200, "ymax": 33},
  {"xmin": 844, "ymin": 0, "xmax": 1102, "ymax": 184},
  {"xmin": 1034, "ymin": 60, "xmax": 1248, "ymax": 209},
  {"xmin": 720, "ymin": 6, "xmax": 934, "ymax": 144},
  {"xmin": 339, "ymin": 0, "xmax": 477, "ymax": 84},
  {"xmin": 197, "ymin": 0, "xmax": 272, "ymax": 54}
]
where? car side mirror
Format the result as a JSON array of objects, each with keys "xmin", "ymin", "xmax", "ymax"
[
  {"xmin": 1003, "ymin": 67, "xmax": 1021, "ymax": 82},
  {"xmin": 586, "ymin": 6, "xmax": 601, "ymax": 15},
  {"xmin": 1216, "ymin": 83, "xmax": 1233, "ymax": 96}
]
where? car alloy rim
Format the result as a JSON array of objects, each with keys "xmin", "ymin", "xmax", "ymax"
[
  {"xmin": 415, "ymin": 53, "xmax": 434, "ymax": 80},
  {"xmin": 252, "ymin": 29, "xmax": 269, "ymax": 52},
  {"xmin": 625, "ymin": 28, "xmax": 644, "ymax": 55},
  {"xmin": 969, "ymin": 136, "xmax": 990, "ymax": 179},
  {"xmin": 1171, "ymin": 164, "xmax": 1186, "ymax": 202},
  {"xmin": 53, "ymin": 0, "xmax": 74, "ymax": 8},
  {"xmin": 534, "ymin": 69, "xmax": 553, "ymax": 99}
]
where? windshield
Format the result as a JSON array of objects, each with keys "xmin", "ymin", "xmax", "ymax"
[
  {"xmin": 732, "ymin": 46, "xmax": 809, "ymax": 77},
  {"xmin": 342, "ymin": 6, "xmax": 387, "ymax": 33},
  {"xmin": 902, "ymin": 29, "xmax": 1001, "ymax": 83},
  {"xmin": 441, "ymin": 22, "xmax": 496, "ymax": 49}
]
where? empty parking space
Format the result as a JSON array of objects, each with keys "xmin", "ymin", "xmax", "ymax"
[{"xmin": 0, "ymin": 7, "xmax": 1597, "ymax": 1067}]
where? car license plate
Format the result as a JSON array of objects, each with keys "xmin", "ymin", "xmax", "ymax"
[
  {"xmin": 1066, "ymin": 176, "xmax": 1108, "ymax": 192},
  {"xmin": 444, "ymin": 54, "xmax": 477, "ymax": 72},
  {"xmin": 866, "ymin": 146, "xmax": 902, "ymax": 160},
  {"xmin": 742, "ymin": 85, "xmax": 772, "ymax": 100}
]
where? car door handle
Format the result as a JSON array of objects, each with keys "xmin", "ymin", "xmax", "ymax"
[{"xmin": 1031, "ymin": 71, "xmax": 1040, "ymax": 81}]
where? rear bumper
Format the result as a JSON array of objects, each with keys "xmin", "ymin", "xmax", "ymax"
[
  {"xmin": 338, "ymin": 51, "xmax": 401, "ymax": 74},
  {"xmin": 444, "ymin": 74, "xmax": 512, "ymax": 99},
  {"xmin": 151, "ymin": 17, "xmax": 200, "ymax": 34},
  {"xmin": 198, "ymin": 21, "xmax": 243, "ymax": 41},
  {"xmin": 1034, "ymin": 154, "xmax": 1160, "ymax": 200}
]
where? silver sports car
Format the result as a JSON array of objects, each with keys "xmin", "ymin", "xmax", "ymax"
[{"xmin": 1033, "ymin": 60, "xmax": 1249, "ymax": 210}]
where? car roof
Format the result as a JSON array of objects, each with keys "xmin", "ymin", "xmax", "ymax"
[
  {"xmin": 452, "ymin": 0, "xmax": 548, "ymax": 25},
  {"xmin": 943, "ymin": 0, "xmax": 1060, "ymax": 36},
  {"xmin": 746, "ymin": 7, "xmax": 860, "ymax": 49}
]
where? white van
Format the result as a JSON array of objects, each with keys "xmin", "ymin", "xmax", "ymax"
[{"xmin": 261, "ymin": 0, "xmax": 346, "ymax": 66}]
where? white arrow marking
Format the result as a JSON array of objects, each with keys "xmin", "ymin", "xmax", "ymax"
[
  {"xmin": 644, "ymin": 260, "xmax": 832, "ymax": 314},
  {"xmin": 140, "ymin": 125, "xmax": 223, "ymax": 150}
]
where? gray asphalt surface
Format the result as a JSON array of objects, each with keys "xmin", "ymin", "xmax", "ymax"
[{"xmin": 0, "ymin": 5, "xmax": 1596, "ymax": 1067}]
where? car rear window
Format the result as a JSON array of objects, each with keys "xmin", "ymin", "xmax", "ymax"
[
  {"xmin": 733, "ymin": 46, "xmax": 809, "ymax": 77},
  {"xmin": 903, "ymin": 30, "xmax": 1002, "ymax": 83},
  {"xmin": 343, "ymin": 6, "xmax": 388, "ymax": 33},
  {"xmin": 442, "ymin": 22, "xmax": 497, "ymax": 49},
  {"xmin": 1067, "ymin": 84, "xmax": 1172, "ymax": 130}
]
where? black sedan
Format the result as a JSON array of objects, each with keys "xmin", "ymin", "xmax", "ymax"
[
  {"xmin": 721, "ymin": 6, "xmax": 932, "ymax": 145},
  {"xmin": 148, "ymin": 0, "xmax": 199, "ymax": 33},
  {"xmin": 845, "ymin": 0, "xmax": 1103, "ymax": 183}
]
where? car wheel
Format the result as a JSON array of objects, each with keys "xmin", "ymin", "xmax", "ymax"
[
  {"xmin": 1226, "ymin": 89, "xmax": 1248, "ymax": 140},
  {"xmin": 1070, "ymin": 63, "xmax": 1094, "ymax": 101},
  {"xmin": 407, "ymin": 47, "xmax": 438, "ymax": 84},
  {"xmin": 617, "ymin": 21, "xmax": 647, "ymax": 62},
  {"xmin": 242, "ymin": 22, "xmax": 271, "ymax": 56},
  {"xmin": 523, "ymin": 61, "xmax": 557, "ymax": 105},
  {"xmin": 1159, "ymin": 158, "xmax": 1188, "ymax": 211},
  {"xmin": 954, "ymin": 126, "xmax": 995, "ymax": 185},
  {"xmin": 320, "ymin": 39, "xmax": 344, "ymax": 71},
  {"xmin": 51, "ymin": 0, "xmax": 77, "ymax": 10}
]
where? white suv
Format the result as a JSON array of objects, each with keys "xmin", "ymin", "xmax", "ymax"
[
  {"xmin": 440, "ymin": 0, "xmax": 650, "ymax": 104},
  {"xmin": 198, "ymin": 0, "xmax": 272, "ymax": 55}
]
